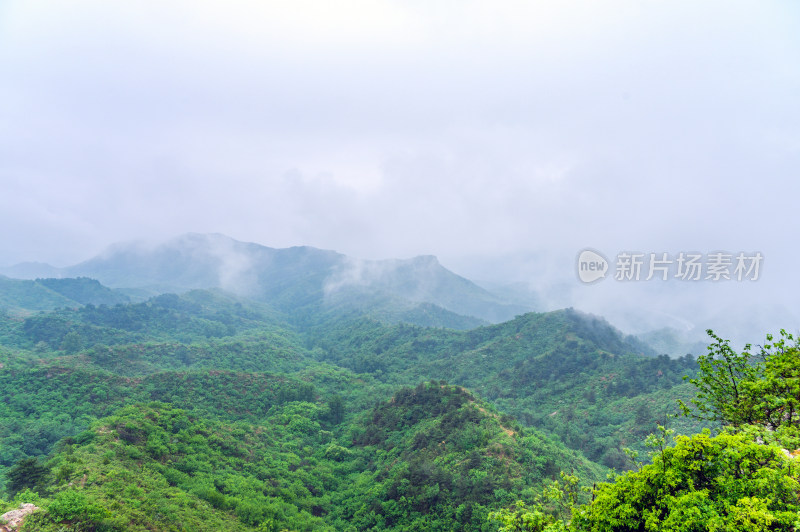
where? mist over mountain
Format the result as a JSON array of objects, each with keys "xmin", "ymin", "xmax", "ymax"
[
  {"xmin": 3, "ymin": 233, "xmax": 793, "ymax": 351},
  {"xmin": 1, "ymin": 233, "xmax": 532, "ymax": 327}
]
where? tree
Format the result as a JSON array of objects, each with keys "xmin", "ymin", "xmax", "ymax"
[
  {"xmin": 60, "ymin": 331, "xmax": 83, "ymax": 354},
  {"xmin": 679, "ymin": 329, "xmax": 800, "ymax": 431},
  {"xmin": 326, "ymin": 395, "xmax": 345, "ymax": 425},
  {"xmin": 490, "ymin": 501, "xmax": 566, "ymax": 532},
  {"xmin": 743, "ymin": 330, "xmax": 800, "ymax": 430},
  {"xmin": 489, "ymin": 473, "xmax": 581, "ymax": 532},
  {"xmin": 677, "ymin": 330, "xmax": 759, "ymax": 426},
  {"xmin": 6, "ymin": 457, "xmax": 49, "ymax": 496},
  {"xmin": 571, "ymin": 430, "xmax": 800, "ymax": 531}
]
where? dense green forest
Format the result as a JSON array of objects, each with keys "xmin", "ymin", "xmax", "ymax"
[{"xmin": 1, "ymin": 276, "xmax": 793, "ymax": 530}]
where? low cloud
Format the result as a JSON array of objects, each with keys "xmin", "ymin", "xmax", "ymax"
[{"xmin": 0, "ymin": 0, "xmax": 796, "ymax": 340}]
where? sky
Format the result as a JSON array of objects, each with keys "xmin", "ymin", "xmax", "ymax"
[{"xmin": 1, "ymin": 1, "xmax": 798, "ymax": 337}]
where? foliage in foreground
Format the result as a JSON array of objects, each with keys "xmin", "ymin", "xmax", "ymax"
[
  {"xmin": 490, "ymin": 330, "xmax": 800, "ymax": 531},
  {"xmin": 572, "ymin": 428, "xmax": 800, "ymax": 531}
]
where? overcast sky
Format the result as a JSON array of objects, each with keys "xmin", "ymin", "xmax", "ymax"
[{"xmin": 1, "ymin": 1, "xmax": 798, "ymax": 333}]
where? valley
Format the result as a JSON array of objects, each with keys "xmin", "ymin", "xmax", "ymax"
[{"xmin": 0, "ymin": 235, "xmax": 792, "ymax": 531}]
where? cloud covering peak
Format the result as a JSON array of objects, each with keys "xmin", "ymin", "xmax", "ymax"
[{"xmin": 1, "ymin": 1, "xmax": 797, "ymax": 338}]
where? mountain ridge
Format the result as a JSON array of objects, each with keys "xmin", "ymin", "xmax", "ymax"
[{"xmin": 0, "ymin": 233, "xmax": 533, "ymax": 325}]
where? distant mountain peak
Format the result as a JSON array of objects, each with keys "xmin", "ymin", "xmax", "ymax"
[
  {"xmin": 408, "ymin": 254, "xmax": 440, "ymax": 265},
  {"xmin": 1, "ymin": 233, "xmax": 536, "ymax": 324},
  {"xmin": 0, "ymin": 261, "xmax": 62, "ymax": 280}
]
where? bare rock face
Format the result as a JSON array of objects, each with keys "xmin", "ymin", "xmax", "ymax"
[
  {"xmin": 0, "ymin": 503, "xmax": 39, "ymax": 532},
  {"xmin": 782, "ymin": 448, "xmax": 800, "ymax": 459}
]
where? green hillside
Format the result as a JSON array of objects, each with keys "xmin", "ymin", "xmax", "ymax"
[
  {"xmin": 5, "ymin": 387, "xmax": 604, "ymax": 531},
  {"xmin": 0, "ymin": 277, "xmax": 78, "ymax": 312},
  {"xmin": 309, "ymin": 309, "xmax": 701, "ymax": 465},
  {"xmin": 0, "ymin": 276, "xmax": 129, "ymax": 313},
  {"xmin": 0, "ymin": 270, "xmax": 734, "ymax": 531}
]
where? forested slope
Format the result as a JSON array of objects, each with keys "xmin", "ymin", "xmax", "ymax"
[
  {"xmin": 5, "ymin": 385, "xmax": 604, "ymax": 531},
  {"xmin": 0, "ymin": 278, "xmax": 717, "ymax": 531}
]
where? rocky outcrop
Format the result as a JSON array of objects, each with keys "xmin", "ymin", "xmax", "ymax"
[
  {"xmin": 782, "ymin": 448, "xmax": 800, "ymax": 459},
  {"xmin": 0, "ymin": 503, "xmax": 39, "ymax": 532}
]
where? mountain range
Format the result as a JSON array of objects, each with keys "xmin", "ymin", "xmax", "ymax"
[
  {"xmin": 0, "ymin": 233, "xmax": 728, "ymax": 530},
  {"xmin": 0, "ymin": 233, "xmax": 532, "ymax": 327}
]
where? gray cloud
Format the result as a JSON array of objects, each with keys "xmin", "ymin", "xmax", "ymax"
[{"xmin": 1, "ymin": 0, "xmax": 798, "ymax": 340}]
